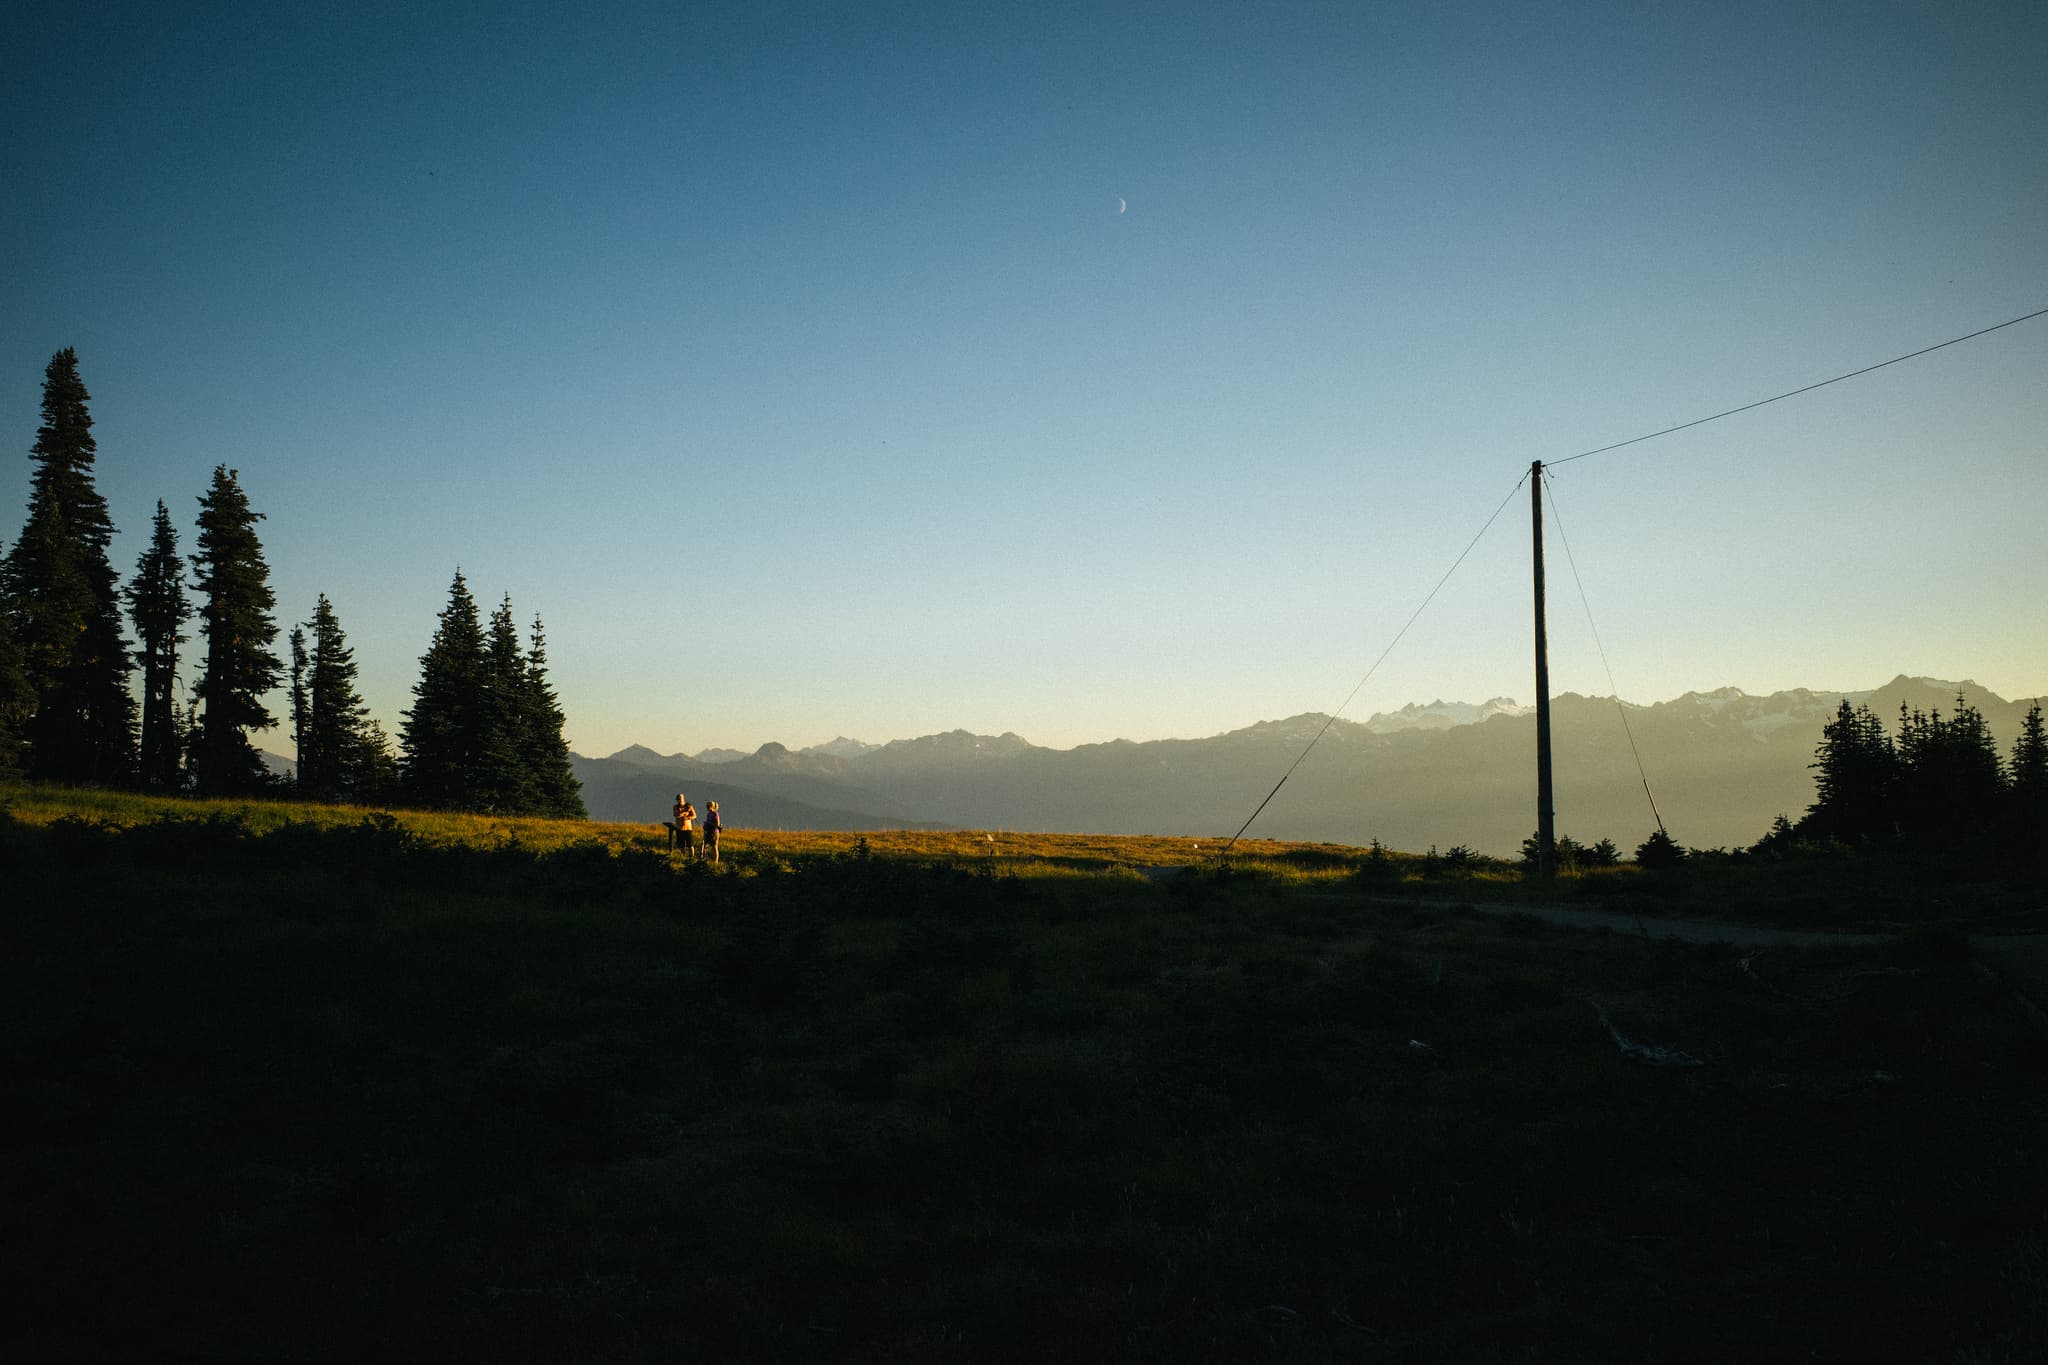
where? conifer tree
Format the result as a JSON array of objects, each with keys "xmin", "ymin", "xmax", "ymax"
[
  {"xmin": 125, "ymin": 501, "xmax": 193, "ymax": 789},
  {"xmin": 1751, "ymin": 812, "xmax": 1798, "ymax": 855},
  {"xmin": 1802, "ymin": 700, "xmax": 1897, "ymax": 841},
  {"xmin": 0, "ymin": 547, "xmax": 32, "ymax": 777},
  {"xmin": 4, "ymin": 348, "xmax": 136, "ymax": 782},
  {"xmin": 474, "ymin": 594, "xmax": 532, "ymax": 812},
  {"xmin": 299, "ymin": 594, "xmax": 378, "ymax": 801},
  {"xmin": 1895, "ymin": 695, "xmax": 2004, "ymax": 840},
  {"xmin": 2010, "ymin": 701, "xmax": 2047, "ymax": 833},
  {"xmin": 1634, "ymin": 828, "xmax": 1686, "ymax": 868},
  {"xmin": 520, "ymin": 614, "xmax": 585, "ymax": 818},
  {"xmin": 190, "ymin": 466, "xmax": 282, "ymax": 794},
  {"xmin": 177, "ymin": 698, "xmax": 203, "ymax": 779},
  {"xmin": 289, "ymin": 626, "xmax": 310, "ymax": 790},
  {"xmin": 400, "ymin": 576, "xmax": 582, "ymax": 816},
  {"xmin": 354, "ymin": 719, "xmax": 402, "ymax": 804},
  {"xmin": 401, "ymin": 571, "xmax": 487, "ymax": 809}
]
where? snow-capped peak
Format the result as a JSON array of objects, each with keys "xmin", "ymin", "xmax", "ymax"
[{"xmin": 1363, "ymin": 697, "xmax": 1527, "ymax": 734}]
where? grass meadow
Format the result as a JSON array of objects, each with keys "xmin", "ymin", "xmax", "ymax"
[{"xmin": 3, "ymin": 784, "xmax": 2044, "ymax": 1361}]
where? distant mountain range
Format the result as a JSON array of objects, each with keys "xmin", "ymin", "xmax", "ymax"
[{"xmin": 570, "ymin": 677, "xmax": 2042, "ymax": 856}]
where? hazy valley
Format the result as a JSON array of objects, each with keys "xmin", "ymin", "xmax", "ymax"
[{"xmin": 573, "ymin": 675, "xmax": 2042, "ymax": 855}]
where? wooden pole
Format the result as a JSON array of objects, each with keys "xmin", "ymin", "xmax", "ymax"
[{"xmin": 1531, "ymin": 461, "xmax": 1555, "ymax": 878}]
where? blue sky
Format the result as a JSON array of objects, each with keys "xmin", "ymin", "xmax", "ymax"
[{"xmin": 5, "ymin": 0, "xmax": 2044, "ymax": 758}]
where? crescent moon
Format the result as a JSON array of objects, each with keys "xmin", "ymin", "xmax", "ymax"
[{"xmin": 1117, "ymin": 197, "xmax": 1127, "ymax": 214}]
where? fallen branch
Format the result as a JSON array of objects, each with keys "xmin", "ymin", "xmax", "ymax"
[
  {"xmin": 1736, "ymin": 953, "xmax": 1804, "ymax": 1001},
  {"xmin": 1844, "ymin": 966, "xmax": 1928, "ymax": 984},
  {"xmin": 1329, "ymin": 1304, "xmax": 1380, "ymax": 1335},
  {"xmin": 1974, "ymin": 961, "xmax": 2048, "ymax": 1027},
  {"xmin": 1591, "ymin": 1001, "xmax": 1705, "ymax": 1069}
]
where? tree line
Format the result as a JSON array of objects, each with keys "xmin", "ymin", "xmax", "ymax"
[
  {"xmin": 1506, "ymin": 695, "xmax": 2046, "ymax": 871},
  {"xmin": 1776, "ymin": 694, "xmax": 2046, "ymax": 849},
  {"xmin": 0, "ymin": 348, "xmax": 584, "ymax": 817}
]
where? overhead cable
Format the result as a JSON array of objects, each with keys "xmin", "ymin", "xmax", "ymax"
[{"xmin": 1548, "ymin": 305, "xmax": 2048, "ymax": 468}]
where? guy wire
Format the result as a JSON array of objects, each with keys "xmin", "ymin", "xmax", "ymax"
[
  {"xmin": 1221, "ymin": 470, "xmax": 1532, "ymax": 854},
  {"xmin": 1540, "ymin": 467, "xmax": 1667, "ymax": 837}
]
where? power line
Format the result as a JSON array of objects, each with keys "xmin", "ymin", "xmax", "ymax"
[
  {"xmin": 1548, "ymin": 305, "xmax": 2048, "ymax": 468},
  {"xmin": 1219, "ymin": 304, "xmax": 2043, "ymax": 854},
  {"xmin": 1221, "ymin": 470, "xmax": 1532, "ymax": 853}
]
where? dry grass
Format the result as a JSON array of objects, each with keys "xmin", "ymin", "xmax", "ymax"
[{"xmin": 0, "ymin": 781, "xmax": 1354, "ymax": 872}]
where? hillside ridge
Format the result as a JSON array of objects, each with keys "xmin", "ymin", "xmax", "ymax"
[{"xmin": 574, "ymin": 677, "xmax": 2041, "ymax": 852}]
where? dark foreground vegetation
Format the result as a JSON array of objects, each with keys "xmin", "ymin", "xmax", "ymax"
[{"xmin": 4, "ymin": 800, "xmax": 2045, "ymax": 1362}]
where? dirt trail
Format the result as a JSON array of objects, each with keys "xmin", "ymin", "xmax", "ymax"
[
  {"xmin": 1147, "ymin": 871, "xmax": 2048, "ymax": 1011},
  {"xmin": 1388, "ymin": 893, "xmax": 2048, "ymax": 1014},
  {"xmin": 1416, "ymin": 897, "xmax": 1886, "ymax": 948},
  {"xmin": 1971, "ymin": 932, "xmax": 2048, "ymax": 1017}
]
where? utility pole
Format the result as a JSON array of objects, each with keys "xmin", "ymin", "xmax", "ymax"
[{"xmin": 1531, "ymin": 461, "xmax": 1556, "ymax": 878}]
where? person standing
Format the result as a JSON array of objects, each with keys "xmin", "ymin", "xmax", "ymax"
[
  {"xmin": 703, "ymin": 801, "xmax": 722, "ymax": 862},
  {"xmin": 678, "ymin": 795, "xmax": 699, "ymax": 858}
]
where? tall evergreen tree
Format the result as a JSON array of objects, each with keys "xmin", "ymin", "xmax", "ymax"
[
  {"xmin": 1895, "ymin": 695, "xmax": 2005, "ymax": 840},
  {"xmin": 2010, "ymin": 701, "xmax": 2047, "ymax": 834},
  {"xmin": 401, "ymin": 570, "xmax": 487, "ymax": 809},
  {"xmin": 474, "ymin": 594, "xmax": 532, "ymax": 812},
  {"xmin": 299, "ymin": 594, "xmax": 379, "ymax": 802},
  {"xmin": 520, "ymin": 614, "xmax": 585, "ymax": 818},
  {"xmin": 125, "ymin": 501, "xmax": 193, "ymax": 789},
  {"xmin": 354, "ymin": 718, "xmax": 402, "ymax": 804},
  {"xmin": 0, "ymin": 542, "xmax": 32, "ymax": 777},
  {"xmin": 4, "ymin": 348, "xmax": 136, "ymax": 782},
  {"xmin": 400, "ymin": 576, "xmax": 583, "ymax": 816},
  {"xmin": 190, "ymin": 466, "xmax": 282, "ymax": 794},
  {"xmin": 288, "ymin": 626, "xmax": 310, "ymax": 790},
  {"xmin": 1802, "ymin": 699, "xmax": 1898, "ymax": 841}
]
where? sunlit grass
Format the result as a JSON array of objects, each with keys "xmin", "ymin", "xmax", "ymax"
[
  {"xmin": 0, "ymin": 781, "xmax": 598, "ymax": 850},
  {"xmin": 7, "ymin": 781, "xmax": 2032, "ymax": 929},
  {"xmin": 0, "ymin": 781, "xmax": 1366, "ymax": 875}
]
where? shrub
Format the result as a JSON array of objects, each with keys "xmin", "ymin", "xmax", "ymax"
[{"xmin": 1634, "ymin": 828, "xmax": 1687, "ymax": 869}]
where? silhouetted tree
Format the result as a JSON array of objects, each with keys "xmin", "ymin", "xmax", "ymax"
[
  {"xmin": 354, "ymin": 719, "xmax": 402, "ymax": 803},
  {"xmin": 295, "ymin": 595, "xmax": 382, "ymax": 802},
  {"xmin": 473, "ymin": 594, "xmax": 531, "ymax": 811},
  {"xmin": 288, "ymin": 626, "xmax": 310, "ymax": 788},
  {"xmin": 518, "ymin": 614, "xmax": 584, "ymax": 818},
  {"xmin": 1521, "ymin": 831, "xmax": 1600, "ymax": 872},
  {"xmin": 126, "ymin": 501, "xmax": 192, "ymax": 789},
  {"xmin": 0, "ymin": 551, "xmax": 31, "ymax": 776},
  {"xmin": 1634, "ymin": 828, "xmax": 1686, "ymax": 868},
  {"xmin": 190, "ymin": 466, "xmax": 282, "ymax": 794},
  {"xmin": 2011, "ymin": 701, "xmax": 2046, "ymax": 834},
  {"xmin": 401, "ymin": 571, "xmax": 488, "ymax": 808},
  {"xmin": 1895, "ymin": 695, "xmax": 2005, "ymax": 840},
  {"xmin": 1750, "ymin": 812, "xmax": 1799, "ymax": 855},
  {"xmin": 4, "ymin": 348, "xmax": 136, "ymax": 782},
  {"xmin": 1801, "ymin": 700, "xmax": 1898, "ymax": 841},
  {"xmin": 177, "ymin": 698, "xmax": 202, "ymax": 780},
  {"xmin": 400, "ymin": 575, "xmax": 582, "ymax": 816}
]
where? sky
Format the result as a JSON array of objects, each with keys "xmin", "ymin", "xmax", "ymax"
[{"xmin": 5, "ymin": 0, "xmax": 2045, "ymax": 760}]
